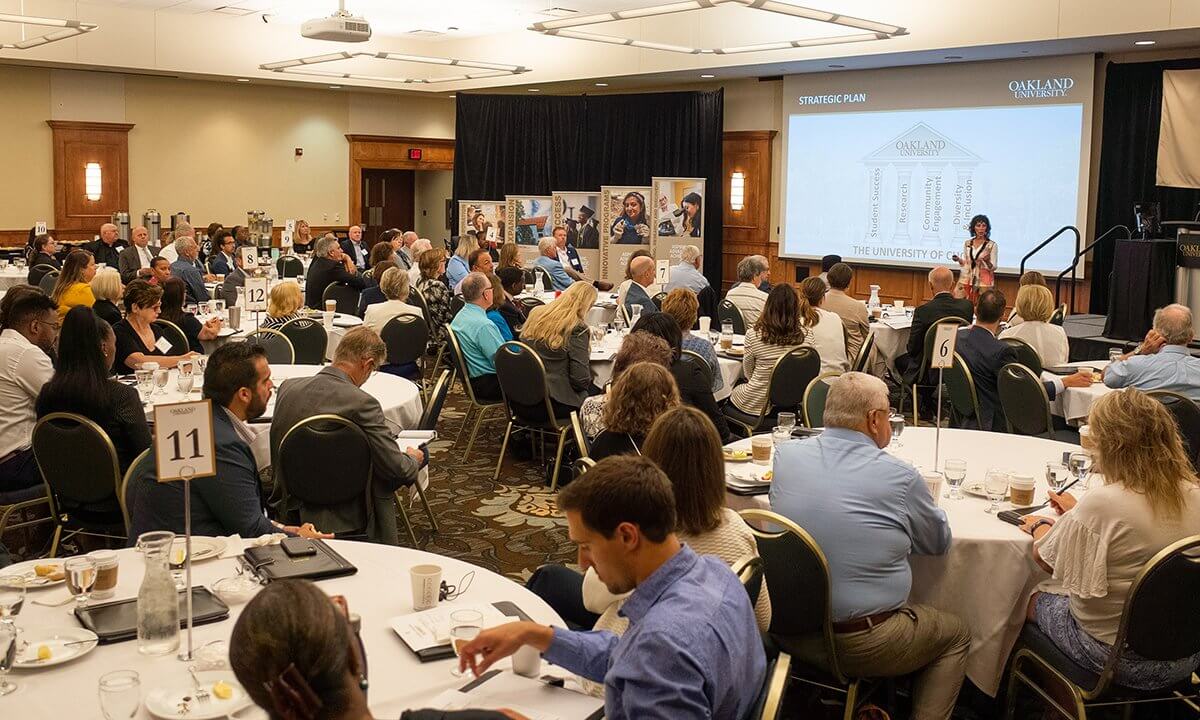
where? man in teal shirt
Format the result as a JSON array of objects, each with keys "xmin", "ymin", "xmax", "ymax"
[{"xmin": 450, "ymin": 271, "xmax": 504, "ymax": 401}]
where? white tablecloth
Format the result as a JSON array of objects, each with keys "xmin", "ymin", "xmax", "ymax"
[
  {"xmin": 143, "ymin": 364, "xmax": 422, "ymax": 468},
  {"xmin": 198, "ymin": 311, "xmax": 361, "ymax": 361},
  {"xmin": 1050, "ymin": 360, "xmax": 1112, "ymax": 424},
  {"xmin": 517, "ymin": 291, "xmax": 618, "ymax": 327},
  {"xmin": 867, "ymin": 313, "xmax": 912, "ymax": 378},
  {"xmin": 725, "ymin": 426, "xmax": 1081, "ymax": 696},
  {"xmin": 589, "ymin": 330, "xmax": 743, "ymax": 401},
  {"xmin": 9, "ymin": 540, "xmax": 563, "ymax": 719},
  {"xmin": 0, "ymin": 265, "xmax": 28, "ymax": 290}
]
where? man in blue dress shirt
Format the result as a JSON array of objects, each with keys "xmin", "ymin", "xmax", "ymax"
[
  {"xmin": 534, "ymin": 236, "xmax": 575, "ymax": 292},
  {"xmin": 449, "ymin": 272, "xmax": 505, "ymax": 401},
  {"xmin": 1104, "ymin": 303, "xmax": 1200, "ymax": 402},
  {"xmin": 458, "ymin": 455, "xmax": 765, "ymax": 720},
  {"xmin": 770, "ymin": 371, "xmax": 970, "ymax": 720},
  {"xmin": 664, "ymin": 244, "xmax": 710, "ymax": 295},
  {"xmin": 169, "ymin": 236, "xmax": 211, "ymax": 303}
]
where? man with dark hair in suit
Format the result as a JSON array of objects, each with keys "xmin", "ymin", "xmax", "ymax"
[{"xmin": 895, "ymin": 267, "xmax": 975, "ymax": 386}]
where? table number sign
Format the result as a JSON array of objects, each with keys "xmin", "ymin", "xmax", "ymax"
[
  {"xmin": 35, "ymin": 221, "xmax": 47, "ymax": 235},
  {"xmin": 153, "ymin": 400, "xmax": 217, "ymax": 482},
  {"xmin": 240, "ymin": 246, "xmax": 259, "ymax": 269},
  {"xmin": 244, "ymin": 277, "xmax": 269, "ymax": 311},
  {"xmin": 655, "ymin": 259, "xmax": 671, "ymax": 286},
  {"xmin": 931, "ymin": 322, "xmax": 959, "ymax": 369}
]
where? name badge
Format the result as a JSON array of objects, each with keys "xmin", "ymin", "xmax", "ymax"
[{"xmin": 155, "ymin": 335, "xmax": 174, "ymax": 353}]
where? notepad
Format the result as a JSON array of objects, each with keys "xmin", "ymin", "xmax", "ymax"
[{"xmin": 429, "ymin": 669, "xmax": 604, "ymax": 720}]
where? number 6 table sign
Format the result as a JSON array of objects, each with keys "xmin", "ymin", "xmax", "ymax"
[
  {"xmin": 153, "ymin": 399, "xmax": 216, "ymax": 662},
  {"xmin": 930, "ymin": 322, "xmax": 959, "ymax": 468}
]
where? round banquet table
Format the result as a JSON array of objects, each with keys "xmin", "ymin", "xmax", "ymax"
[
  {"xmin": 0, "ymin": 264, "xmax": 28, "ymax": 290},
  {"xmin": 198, "ymin": 310, "xmax": 362, "ymax": 361},
  {"xmin": 724, "ymin": 426, "xmax": 1082, "ymax": 696},
  {"xmin": 589, "ymin": 329, "xmax": 743, "ymax": 401},
  {"xmin": 1051, "ymin": 360, "xmax": 1113, "ymax": 424},
  {"xmin": 865, "ymin": 312, "xmax": 912, "ymax": 378},
  {"xmin": 8, "ymin": 539, "xmax": 563, "ymax": 719}
]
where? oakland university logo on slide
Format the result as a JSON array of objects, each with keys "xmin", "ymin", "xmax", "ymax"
[{"xmin": 1008, "ymin": 77, "xmax": 1074, "ymax": 99}]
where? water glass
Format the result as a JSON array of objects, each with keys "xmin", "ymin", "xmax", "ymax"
[
  {"xmin": 449, "ymin": 609, "xmax": 484, "ymax": 677},
  {"xmin": 64, "ymin": 556, "xmax": 98, "ymax": 608},
  {"xmin": 98, "ymin": 670, "xmax": 141, "ymax": 719},
  {"xmin": 984, "ymin": 469, "xmax": 1009, "ymax": 514},
  {"xmin": 777, "ymin": 412, "xmax": 797, "ymax": 431},
  {"xmin": 153, "ymin": 368, "xmax": 169, "ymax": 396},
  {"xmin": 1068, "ymin": 451, "xmax": 1092, "ymax": 491},
  {"xmin": 176, "ymin": 372, "xmax": 194, "ymax": 395},
  {"xmin": 134, "ymin": 369, "xmax": 154, "ymax": 403},
  {"xmin": 0, "ymin": 624, "xmax": 16, "ymax": 696},
  {"xmin": 771, "ymin": 426, "xmax": 791, "ymax": 448},
  {"xmin": 0, "ymin": 577, "xmax": 24, "ymax": 629},
  {"xmin": 193, "ymin": 355, "xmax": 208, "ymax": 376},
  {"xmin": 943, "ymin": 458, "xmax": 967, "ymax": 499},
  {"xmin": 1108, "ymin": 348, "xmax": 1123, "ymax": 364},
  {"xmin": 888, "ymin": 410, "xmax": 905, "ymax": 448},
  {"xmin": 1045, "ymin": 462, "xmax": 1070, "ymax": 493}
]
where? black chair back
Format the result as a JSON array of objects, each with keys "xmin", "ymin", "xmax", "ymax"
[
  {"xmin": 419, "ymin": 370, "xmax": 452, "ymax": 431},
  {"xmin": 278, "ymin": 317, "xmax": 328, "ymax": 365},
  {"xmin": 1050, "ymin": 304, "xmax": 1066, "ymax": 326},
  {"xmin": 279, "ymin": 415, "xmax": 372, "ymax": 531},
  {"xmin": 407, "ymin": 286, "xmax": 431, "ymax": 325},
  {"xmin": 245, "ymin": 329, "xmax": 296, "ymax": 364},
  {"xmin": 1149, "ymin": 391, "xmax": 1200, "ymax": 470},
  {"xmin": 449, "ymin": 294, "xmax": 466, "ymax": 319},
  {"xmin": 732, "ymin": 555, "xmax": 765, "ymax": 608},
  {"xmin": 32, "ymin": 413, "xmax": 122, "ymax": 509},
  {"xmin": 151, "ymin": 319, "xmax": 191, "ymax": 354},
  {"xmin": 718, "ymin": 299, "xmax": 746, "ymax": 334},
  {"xmin": 679, "ymin": 350, "xmax": 713, "ymax": 389},
  {"xmin": 516, "ymin": 296, "xmax": 544, "ymax": 315},
  {"xmin": 28, "ymin": 263, "xmax": 56, "ymax": 286},
  {"xmin": 1001, "ymin": 337, "xmax": 1044, "ymax": 376},
  {"xmin": 322, "ymin": 282, "xmax": 360, "ymax": 316},
  {"xmin": 494, "ymin": 342, "xmax": 559, "ymax": 423},
  {"xmin": 1120, "ymin": 536, "xmax": 1200, "ymax": 662},
  {"xmin": 277, "ymin": 255, "xmax": 304, "ymax": 278},
  {"xmin": 919, "ymin": 317, "xmax": 966, "ymax": 377},
  {"xmin": 850, "ymin": 329, "xmax": 876, "ymax": 373},
  {"xmin": 651, "ymin": 291, "xmax": 668, "ymax": 310},
  {"xmin": 943, "ymin": 353, "xmax": 983, "ymax": 427},
  {"xmin": 380, "ymin": 315, "xmax": 429, "ymax": 366},
  {"xmin": 39, "ymin": 270, "xmax": 59, "ymax": 295},
  {"xmin": 998, "ymin": 362, "xmax": 1053, "ymax": 437},
  {"xmin": 768, "ymin": 347, "xmax": 820, "ymax": 417},
  {"xmin": 696, "ymin": 284, "xmax": 718, "ymax": 324}
]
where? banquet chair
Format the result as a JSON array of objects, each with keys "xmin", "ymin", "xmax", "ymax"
[
  {"xmin": 278, "ymin": 317, "xmax": 328, "ymax": 365},
  {"xmin": 0, "ymin": 483, "xmax": 51, "ymax": 552},
  {"xmin": 118, "ymin": 448, "xmax": 151, "ymax": 533},
  {"xmin": 850, "ymin": 330, "xmax": 876, "ymax": 374},
  {"xmin": 38, "ymin": 270, "xmax": 59, "ymax": 295},
  {"xmin": 279, "ymin": 414, "xmax": 421, "ymax": 547},
  {"xmin": 407, "ymin": 285, "xmax": 431, "ymax": 326},
  {"xmin": 381, "ymin": 315, "xmax": 429, "ymax": 387},
  {"xmin": 680, "ymin": 349, "xmax": 714, "ymax": 388},
  {"xmin": 998, "ymin": 363, "xmax": 1058, "ymax": 439},
  {"xmin": 696, "ymin": 285, "xmax": 719, "ymax": 326},
  {"xmin": 152, "ymin": 319, "xmax": 191, "ymax": 354},
  {"xmin": 321, "ymin": 282, "xmax": 360, "ymax": 316},
  {"xmin": 740, "ymin": 508, "xmax": 870, "ymax": 720},
  {"xmin": 750, "ymin": 647, "xmax": 793, "ymax": 720},
  {"xmin": 651, "ymin": 291, "xmax": 668, "ymax": 310},
  {"xmin": 276, "ymin": 255, "xmax": 303, "ymax": 278},
  {"xmin": 32, "ymin": 413, "xmax": 128, "ymax": 556},
  {"xmin": 1005, "ymin": 534, "xmax": 1200, "ymax": 720},
  {"xmin": 899, "ymin": 317, "xmax": 966, "ymax": 426},
  {"xmin": 1049, "ymin": 304, "xmax": 1067, "ymax": 326},
  {"xmin": 732, "ymin": 554, "xmax": 765, "ymax": 608},
  {"xmin": 418, "ymin": 370, "xmax": 452, "ymax": 433},
  {"xmin": 27, "ymin": 263, "xmax": 57, "ymax": 287},
  {"xmin": 1147, "ymin": 390, "xmax": 1200, "ymax": 471},
  {"xmin": 443, "ymin": 326, "xmax": 504, "ymax": 462},
  {"xmin": 1001, "ymin": 336, "xmax": 1044, "ymax": 376},
  {"xmin": 718, "ymin": 299, "xmax": 747, "ymax": 334},
  {"xmin": 449, "ymin": 294, "xmax": 466, "ymax": 320},
  {"xmin": 723, "ymin": 347, "xmax": 820, "ymax": 437},
  {"xmin": 802, "ymin": 372, "xmax": 841, "ymax": 428},
  {"xmin": 571, "ymin": 455, "xmax": 596, "ymax": 480},
  {"xmin": 492, "ymin": 341, "xmax": 575, "ymax": 489},
  {"xmin": 516, "ymin": 296, "xmax": 544, "ymax": 315},
  {"xmin": 244, "ymin": 328, "xmax": 296, "ymax": 365},
  {"xmin": 942, "ymin": 353, "xmax": 984, "ymax": 429}
]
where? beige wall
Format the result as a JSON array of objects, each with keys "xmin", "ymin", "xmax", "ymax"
[
  {"xmin": 721, "ymin": 79, "xmax": 783, "ymax": 244},
  {"xmin": 0, "ymin": 67, "xmax": 53, "ymax": 228},
  {"xmin": 413, "ymin": 170, "xmax": 454, "ymax": 244}
]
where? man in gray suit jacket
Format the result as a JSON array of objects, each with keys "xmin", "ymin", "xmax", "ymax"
[
  {"xmin": 269, "ymin": 326, "xmax": 425, "ymax": 544},
  {"xmin": 118, "ymin": 225, "xmax": 160, "ymax": 283},
  {"xmin": 623, "ymin": 255, "xmax": 657, "ymax": 320}
]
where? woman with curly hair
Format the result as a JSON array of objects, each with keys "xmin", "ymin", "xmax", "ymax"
[
  {"xmin": 578, "ymin": 332, "xmax": 673, "ymax": 438},
  {"xmin": 588, "ymin": 362, "xmax": 679, "ymax": 461}
]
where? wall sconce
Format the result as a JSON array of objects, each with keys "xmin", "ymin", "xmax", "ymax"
[
  {"xmin": 730, "ymin": 171, "xmax": 745, "ymax": 211},
  {"xmin": 84, "ymin": 162, "xmax": 102, "ymax": 201}
]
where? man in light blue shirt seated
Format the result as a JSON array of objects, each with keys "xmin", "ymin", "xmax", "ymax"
[
  {"xmin": 769, "ymin": 371, "xmax": 970, "ymax": 720},
  {"xmin": 457, "ymin": 455, "xmax": 766, "ymax": 720},
  {"xmin": 534, "ymin": 236, "xmax": 575, "ymax": 292},
  {"xmin": 664, "ymin": 244, "xmax": 710, "ymax": 295},
  {"xmin": 1104, "ymin": 303, "xmax": 1200, "ymax": 402},
  {"xmin": 449, "ymin": 272, "xmax": 504, "ymax": 401}
]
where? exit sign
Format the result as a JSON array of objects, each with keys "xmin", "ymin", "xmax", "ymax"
[{"xmin": 408, "ymin": 148, "xmax": 423, "ymax": 160}]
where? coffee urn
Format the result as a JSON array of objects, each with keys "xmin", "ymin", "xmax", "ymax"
[
  {"xmin": 247, "ymin": 210, "xmax": 274, "ymax": 248},
  {"xmin": 142, "ymin": 210, "xmax": 162, "ymax": 244},
  {"xmin": 110, "ymin": 212, "xmax": 131, "ymax": 243}
]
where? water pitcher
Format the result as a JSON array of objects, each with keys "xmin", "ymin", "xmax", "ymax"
[{"xmin": 136, "ymin": 531, "xmax": 180, "ymax": 655}]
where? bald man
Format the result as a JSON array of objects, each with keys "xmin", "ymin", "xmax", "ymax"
[
  {"xmin": 393, "ymin": 230, "xmax": 419, "ymax": 270},
  {"xmin": 895, "ymin": 266, "xmax": 975, "ymax": 385},
  {"xmin": 86, "ymin": 222, "xmax": 125, "ymax": 269},
  {"xmin": 624, "ymin": 255, "xmax": 658, "ymax": 319},
  {"xmin": 118, "ymin": 225, "xmax": 160, "ymax": 283},
  {"xmin": 341, "ymin": 225, "xmax": 369, "ymax": 270}
]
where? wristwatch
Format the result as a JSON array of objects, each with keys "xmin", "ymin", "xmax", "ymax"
[{"xmin": 1029, "ymin": 518, "xmax": 1054, "ymax": 536}]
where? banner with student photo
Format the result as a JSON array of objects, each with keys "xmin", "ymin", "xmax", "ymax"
[
  {"xmin": 599, "ymin": 186, "xmax": 653, "ymax": 284},
  {"xmin": 505, "ymin": 195, "xmax": 553, "ymax": 265},
  {"xmin": 651, "ymin": 177, "xmax": 705, "ymax": 270},
  {"xmin": 458, "ymin": 201, "xmax": 506, "ymax": 246},
  {"xmin": 552, "ymin": 191, "xmax": 601, "ymax": 278}
]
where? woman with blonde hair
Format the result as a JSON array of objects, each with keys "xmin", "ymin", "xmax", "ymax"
[
  {"xmin": 1007, "ymin": 270, "xmax": 1050, "ymax": 325},
  {"xmin": 1000, "ymin": 284, "xmax": 1068, "ymax": 366},
  {"xmin": 417, "ymin": 248, "xmax": 451, "ymax": 349},
  {"xmin": 445, "ymin": 234, "xmax": 474, "ymax": 289},
  {"xmin": 292, "ymin": 219, "xmax": 313, "ymax": 253},
  {"xmin": 52, "ymin": 249, "xmax": 98, "ymax": 318},
  {"xmin": 1022, "ymin": 388, "xmax": 1200, "ymax": 689},
  {"xmin": 498, "ymin": 241, "xmax": 522, "ymax": 271},
  {"xmin": 798, "ymin": 276, "xmax": 849, "ymax": 374},
  {"xmin": 262, "ymin": 282, "xmax": 304, "ymax": 329},
  {"xmin": 520, "ymin": 281, "xmax": 598, "ymax": 413},
  {"xmin": 590, "ymin": 362, "xmax": 680, "ymax": 461},
  {"xmin": 90, "ymin": 267, "xmax": 124, "ymax": 327}
]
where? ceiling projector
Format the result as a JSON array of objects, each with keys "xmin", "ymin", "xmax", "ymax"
[{"xmin": 301, "ymin": 2, "xmax": 372, "ymax": 42}]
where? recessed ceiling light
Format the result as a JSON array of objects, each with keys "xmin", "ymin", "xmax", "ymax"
[
  {"xmin": 448, "ymin": 95, "xmax": 456, "ymax": 99},
  {"xmin": 944, "ymin": 55, "xmax": 962, "ymax": 60},
  {"xmin": 828, "ymin": 64, "xmax": 845, "ymax": 68},
  {"xmin": 528, "ymin": 88, "xmax": 541, "ymax": 92},
  {"xmin": 236, "ymin": 78, "xmax": 250, "ymax": 82},
  {"xmin": 595, "ymin": 82, "xmax": 608, "ymax": 86},
  {"xmin": 1135, "ymin": 40, "xmax": 1157, "ymax": 46},
  {"xmin": 329, "ymin": 85, "xmax": 341, "ymax": 89},
  {"xmin": 700, "ymin": 74, "xmax": 715, "ymax": 78}
]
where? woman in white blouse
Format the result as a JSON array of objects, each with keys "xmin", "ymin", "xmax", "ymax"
[
  {"xmin": 798, "ymin": 276, "xmax": 849, "ymax": 375},
  {"xmin": 1021, "ymin": 388, "xmax": 1200, "ymax": 689},
  {"xmin": 999, "ymin": 284, "xmax": 1069, "ymax": 367},
  {"xmin": 362, "ymin": 267, "xmax": 422, "ymax": 334}
]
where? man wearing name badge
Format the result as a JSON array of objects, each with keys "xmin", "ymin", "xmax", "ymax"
[
  {"xmin": 118, "ymin": 225, "xmax": 159, "ymax": 283},
  {"xmin": 125, "ymin": 343, "xmax": 331, "ymax": 540},
  {"xmin": 1103, "ymin": 304, "xmax": 1200, "ymax": 402},
  {"xmin": 664, "ymin": 244, "xmax": 710, "ymax": 295},
  {"xmin": 207, "ymin": 229, "xmax": 237, "ymax": 276},
  {"xmin": 534, "ymin": 236, "xmax": 575, "ymax": 292},
  {"xmin": 341, "ymin": 225, "xmax": 369, "ymax": 271},
  {"xmin": 456, "ymin": 456, "xmax": 765, "ymax": 720},
  {"xmin": 306, "ymin": 234, "xmax": 365, "ymax": 310},
  {"xmin": 85, "ymin": 222, "xmax": 126, "ymax": 270},
  {"xmin": 546, "ymin": 226, "xmax": 614, "ymax": 292},
  {"xmin": 623, "ymin": 256, "xmax": 658, "ymax": 320},
  {"xmin": 170, "ymin": 236, "xmax": 211, "ymax": 303}
]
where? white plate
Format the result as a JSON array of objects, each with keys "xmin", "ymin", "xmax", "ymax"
[
  {"xmin": 14, "ymin": 627, "xmax": 98, "ymax": 668},
  {"xmin": 145, "ymin": 671, "xmax": 251, "ymax": 720},
  {"xmin": 963, "ymin": 482, "xmax": 1009, "ymax": 499},
  {"xmin": 0, "ymin": 559, "xmax": 66, "ymax": 589},
  {"xmin": 169, "ymin": 537, "xmax": 227, "ymax": 565}
]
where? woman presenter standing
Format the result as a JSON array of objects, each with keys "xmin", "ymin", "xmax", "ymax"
[{"xmin": 954, "ymin": 214, "xmax": 997, "ymax": 303}]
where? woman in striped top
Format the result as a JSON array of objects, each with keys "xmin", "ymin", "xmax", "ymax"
[{"xmin": 728, "ymin": 283, "xmax": 808, "ymax": 417}]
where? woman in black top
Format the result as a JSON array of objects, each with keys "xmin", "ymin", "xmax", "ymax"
[
  {"xmin": 90, "ymin": 267, "xmax": 124, "ymax": 327},
  {"xmin": 590, "ymin": 362, "xmax": 680, "ymax": 462},
  {"xmin": 27, "ymin": 233, "xmax": 61, "ymax": 274},
  {"xmin": 113, "ymin": 280, "xmax": 197, "ymax": 374},
  {"xmin": 37, "ymin": 307, "xmax": 151, "ymax": 475},
  {"xmin": 159, "ymin": 277, "xmax": 221, "ymax": 353}
]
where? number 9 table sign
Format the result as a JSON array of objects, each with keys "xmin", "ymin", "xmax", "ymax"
[
  {"xmin": 152, "ymin": 399, "xmax": 217, "ymax": 662},
  {"xmin": 930, "ymin": 323, "xmax": 959, "ymax": 469}
]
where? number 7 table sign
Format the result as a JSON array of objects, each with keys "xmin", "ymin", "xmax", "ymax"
[
  {"xmin": 152, "ymin": 399, "xmax": 216, "ymax": 662},
  {"xmin": 930, "ymin": 323, "xmax": 959, "ymax": 469}
]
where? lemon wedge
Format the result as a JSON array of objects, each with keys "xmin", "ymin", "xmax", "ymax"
[
  {"xmin": 37, "ymin": 645, "xmax": 52, "ymax": 661},
  {"xmin": 212, "ymin": 681, "xmax": 234, "ymax": 700}
]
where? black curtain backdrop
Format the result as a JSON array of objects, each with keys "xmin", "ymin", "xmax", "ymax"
[
  {"xmin": 454, "ymin": 89, "xmax": 724, "ymax": 287},
  {"xmin": 1091, "ymin": 58, "xmax": 1200, "ymax": 313}
]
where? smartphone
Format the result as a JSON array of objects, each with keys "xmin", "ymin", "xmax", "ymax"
[{"xmin": 281, "ymin": 537, "xmax": 318, "ymax": 557}]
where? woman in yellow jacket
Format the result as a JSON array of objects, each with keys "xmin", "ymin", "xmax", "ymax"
[{"xmin": 52, "ymin": 249, "xmax": 98, "ymax": 318}]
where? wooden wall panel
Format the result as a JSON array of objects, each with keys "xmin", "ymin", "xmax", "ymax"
[
  {"xmin": 346, "ymin": 135, "xmax": 454, "ymax": 232},
  {"xmin": 47, "ymin": 121, "xmax": 133, "ymax": 244},
  {"xmin": 721, "ymin": 130, "xmax": 776, "ymax": 292}
]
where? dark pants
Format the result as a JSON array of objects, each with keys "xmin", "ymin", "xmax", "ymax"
[
  {"xmin": 526, "ymin": 564, "xmax": 600, "ymax": 631},
  {"xmin": 0, "ymin": 448, "xmax": 41, "ymax": 493},
  {"xmin": 469, "ymin": 373, "xmax": 503, "ymax": 402},
  {"xmin": 381, "ymin": 362, "xmax": 421, "ymax": 383}
]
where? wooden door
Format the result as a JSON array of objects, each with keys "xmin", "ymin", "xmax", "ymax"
[{"xmin": 360, "ymin": 169, "xmax": 415, "ymax": 246}]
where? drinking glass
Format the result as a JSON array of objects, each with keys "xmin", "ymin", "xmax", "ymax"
[
  {"xmin": 611, "ymin": 313, "xmax": 625, "ymax": 335},
  {"xmin": 1108, "ymin": 348, "xmax": 1122, "ymax": 364},
  {"xmin": 449, "ymin": 609, "xmax": 483, "ymax": 677},
  {"xmin": 771, "ymin": 426, "xmax": 791, "ymax": 448},
  {"xmin": 888, "ymin": 410, "xmax": 905, "ymax": 448},
  {"xmin": 708, "ymin": 327, "xmax": 720, "ymax": 346},
  {"xmin": 176, "ymin": 372, "xmax": 194, "ymax": 394},
  {"xmin": 777, "ymin": 412, "xmax": 797, "ymax": 431},
  {"xmin": 98, "ymin": 670, "xmax": 141, "ymax": 719},
  {"xmin": 153, "ymin": 368, "xmax": 169, "ymax": 396},
  {"xmin": 0, "ymin": 577, "xmax": 24, "ymax": 629},
  {"xmin": 134, "ymin": 369, "xmax": 154, "ymax": 404},
  {"xmin": 1045, "ymin": 462, "xmax": 1070, "ymax": 493},
  {"xmin": 1068, "ymin": 451, "xmax": 1093, "ymax": 491},
  {"xmin": 984, "ymin": 469, "xmax": 1009, "ymax": 514},
  {"xmin": 943, "ymin": 458, "xmax": 967, "ymax": 499},
  {"xmin": 212, "ymin": 299, "xmax": 226, "ymax": 321},
  {"xmin": 64, "ymin": 556, "xmax": 98, "ymax": 608},
  {"xmin": 193, "ymin": 355, "xmax": 208, "ymax": 376},
  {"xmin": 0, "ymin": 624, "xmax": 16, "ymax": 696}
]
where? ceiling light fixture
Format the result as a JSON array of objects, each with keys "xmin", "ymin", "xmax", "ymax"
[
  {"xmin": 0, "ymin": 12, "xmax": 98, "ymax": 49},
  {"xmin": 1135, "ymin": 40, "xmax": 1156, "ymax": 46},
  {"xmin": 701, "ymin": 74, "xmax": 715, "ymax": 78},
  {"xmin": 260, "ymin": 51, "xmax": 530, "ymax": 85},
  {"xmin": 528, "ymin": 88, "xmax": 541, "ymax": 92},
  {"xmin": 236, "ymin": 78, "xmax": 251, "ymax": 82},
  {"xmin": 528, "ymin": 0, "xmax": 905, "ymax": 55}
]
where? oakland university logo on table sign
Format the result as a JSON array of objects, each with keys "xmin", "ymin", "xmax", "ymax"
[
  {"xmin": 1008, "ymin": 77, "xmax": 1075, "ymax": 99},
  {"xmin": 855, "ymin": 123, "xmax": 981, "ymax": 263}
]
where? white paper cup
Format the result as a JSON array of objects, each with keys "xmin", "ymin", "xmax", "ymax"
[
  {"xmin": 323, "ymin": 310, "xmax": 335, "ymax": 329},
  {"xmin": 325, "ymin": 299, "xmax": 337, "ymax": 313},
  {"xmin": 921, "ymin": 471, "xmax": 943, "ymax": 505},
  {"xmin": 512, "ymin": 644, "xmax": 541, "ymax": 677},
  {"xmin": 409, "ymin": 564, "xmax": 442, "ymax": 611},
  {"xmin": 894, "ymin": 299, "xmax": 905, "ymax": 309},
  {"xmin": 698, "ymin": 316, "xmax": 711, "ymax": 334}
]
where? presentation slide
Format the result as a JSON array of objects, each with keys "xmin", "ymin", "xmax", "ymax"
[{"xmin": 780, "ymin": 55, "xmax": 1094, "ymax": 275}]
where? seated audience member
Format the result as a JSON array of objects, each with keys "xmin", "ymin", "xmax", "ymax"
[
  {"xmin": 51, "ymin": 249, "xmax": 97, "ymax": 319},
  {"xmin": 1007, "ymin": 270, "xmax": 1049, "ymax": 325},
  {"xmin": 455, "ymin": 248, "xmax": 495, "ymax": 295},
  {"xmin": 27, "ymin": 233, "xmax": 60, "ymax": 275},
  {"xmin": 895, "ymin": 266, "xmax": 974, "ymax": 385},
  {"xmin": 357, "ymin": 260, "xmax": 394, "ymax": 316},
  {"xmin": 37, "ymin": 306, "xmax": 149, "ymax": 471},
  {"xmin": 0, "ymin": 285, "xmax": 43, "ymax": 329},
  {"xmin": 495, "ymin": 267, "xmax": 527, "ymax": 338},
  {"xmin": 449, "ymin": 272, "xmax": 505, "ymax": 401},
  {"xmin": 290, "ymin": 219, "xmax": 313, "ymax": 254},
  {"xmin": 169, "ymin": 236, "xmax": 212, "ymax": 303},
  {"xmin": 548, "ymin": 226, "xmax": 613, "ymax": 292},
  {"xmin": 0, "ymin": 293, "xmax": 58, "ymax": 492},
  {"xmin": 519, "ymin": 282, "xmax": 596, "ymax": 414},
  {"xmin": 958, "ymin": 289, "xmax": 1089, "ymax": 431},
  {"xmin": 1021, "ymin": 388, "xmax": 1200, "ymax": 689},
  {"xmin": 261, "ymin": 282, "xmax": 304, "ymax": 330},
  {"xmin": 406, "ymin": 238, "xmax": 432, "ymax": 285},
  {"xmin": 632, "ymin": 312, "xmax": 733, "ymax": 443},
  {"xmin": 341, "ymin": 225, "xmax": 369, "ymax": 270},
  {"xmin": 798, "ymin": 276, "xmax": 850, "ymax": 374},
  {"xmin": 614, "ymin": 249, "xmax": 653, "ymax": 309},
  {"xmin": 664, "ymin": 244, "xmax": 709, "ymax": 295},
  {"xmin": 476, "ymin": 229, "xmax": 499, "ymax": 263},
  {"xmin": 86, "ymin": 222, "xmax": 125, "ymax": 269},
  {"xmin": 590, "ymin": 362, "xmax": 680, "ymax": 461},
  {"xmin": 772, "ymin": 372, "xmax": 969, "ymax": 719},
  {"xmin": 580, "ymin": 333, "xmax": 673, "ymax": 439},
  {"xmin": 363, "ymin": 241, "xmax": 395, "ymax": 283},
  {"xmin": 112, "ymin": 280, "xmax": 198, "ymax": 374},
  {"xmin": 150, "ymin": 256, "xmax": 172, "ymax": 286},
  {"xmin": 817, "ymin": 253, "xmax": 842, "ymax": 288},
  {"xmin": 270, "ymin": 327, "xmax": 424, "ymax": 544},
  {"xmin": 660, "ymin": 288, "xmax": 722, "ymax": 393},
  {"xmin": 999, "ymin": 284, "xmax": 1068, "ymax": 366},
  {"xmin": 622, "ymin": 255, "xmax": 657, "ymax": 320},
  {"xmin": 1104, "ymin": 303, "xmax": 1200, "ymax": 402},
  {"xmin": 486, "ymin": 273, "xmax": 514, "ymax": 341},
  {"xmin": 389, "ymin": 229, "xmax": 417, "ymax": 271},
  {"xmin": 822, "ymin": 262, "xmax": 869, "ymax": 361},
  {"xmin": 535, "ymin": 236, "xmax": 575, "ymax": 292},
  {"xmin": 157, "ymin": 229, "xmax": 177, "ymax": 264},
  {"xmin": 305, "ymin": 234, "xmax": 365, "ymax": 310},
  {"xmin": 459, "ymin": 455, "xmax": 766, "ymax": 720},
  {"xmin": 118, "ymin": 225, "xmax": 158, "ymax": 284},
  {"xmin": 445, "ymin": 235, "xmax": 474, "ymax": 290},
  {"xmin": 498, "ymin": 241, "xmax": 522, "ymax": 272},
  {"xmin": 727, "ymin": 284, "xmax": 806, "ymax": 421},
  {"xmin": 90, "ymin": 267, "xmax": 124, "ymax": 327},
  {"xmin": 159, "ymin": 276, "xmax": 221, "ymax": 353},
  {"xmin": 363, "ymin": 267, "xmax": 422, "ymax": 335},
  {"xmin": 127, "ymin": 343, "xmax": 329, "ymax": 540},
  {"xmin": 725, "ymin": 255, "xmax": 770, "ymax": 327},
  {"xmin": 417, "ymin": 248, "xmax": 452, "ymax": 350},
  {"xmin": 207, "ymin": 229, "xmax": 236, "ymax": 276}
]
